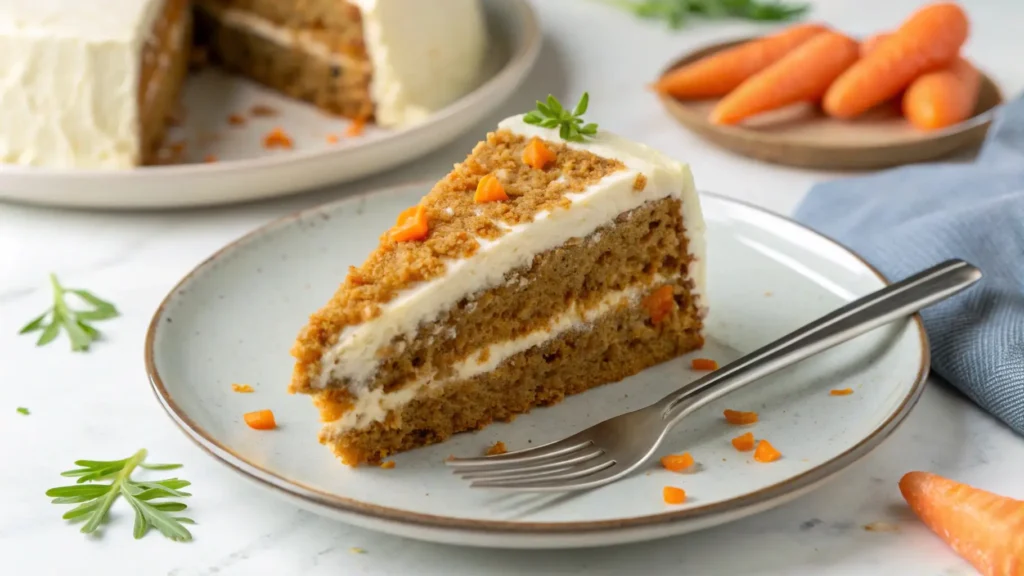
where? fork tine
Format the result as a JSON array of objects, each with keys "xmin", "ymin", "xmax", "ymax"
[
  {"xmin": 444, "ymin": 436, "xmax": 592, "ymax": 469},
  {"xmin": 471, "ymin": 460, "xmax": 617, "ymax": 489},
  {"xmin": 456, "ymin": 450, "xmax": 605, "ymax": 481}
]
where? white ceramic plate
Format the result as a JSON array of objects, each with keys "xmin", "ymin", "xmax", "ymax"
[
  {"xmin": 0, "ymin": 0, "xmax": 539, "ymax": 210},
  {"xmin": 146, "ymin": 183, "xmax": 928, "ymax": 549}
]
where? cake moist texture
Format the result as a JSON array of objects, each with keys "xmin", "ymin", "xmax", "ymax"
[{"xmin": 290, "ymin": 114, "xmax": 708, "ymax": 466}]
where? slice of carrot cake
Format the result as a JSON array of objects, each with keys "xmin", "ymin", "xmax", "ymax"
[{"xmin": 290, "ymin": 94, "xmax": 707, "ymax": 466}]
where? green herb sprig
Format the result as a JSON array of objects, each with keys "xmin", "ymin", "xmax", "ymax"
[
  {"xmin": 523, "ymin": 93, "xmax": 598, "ymax": 143},
  {"xmin": 598, "ymin": 0, "xmax": 808, "ymax": 28},
  {"xmin": 19, "ymin": 273, "xmax": 119, "ymax": 351},
  {"xmin": 16, "ymin": 407, "xmax": 29, "ymax": 415},
  {"xmin": 46, "ymin": 449, "xmax": 195, "ymax": 542}
]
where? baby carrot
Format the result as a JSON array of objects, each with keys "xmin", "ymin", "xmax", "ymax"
[
  {"xmin": 902, "ymin": 57, "xmax": 980, "ymax": 130},
  {"xmin": 653, "ymin": 23, "xmax": 828, "ymax": 99},
  {"xmin": 711, "ymin": 31, "xmax": 860, "ymax": 125},
  {"xmin": 900, "ymin": 471, "xmax": 1024, "ymax": 575},
  {"xmin": 823, "ymin": 3, "xmax": 969, "ymax": 119},
  {"xmin": 860, "ymin": 32, "xmax": 891, "ymax": 57}
]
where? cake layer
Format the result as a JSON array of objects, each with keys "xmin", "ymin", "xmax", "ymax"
[
  {"xmin": 140, "ymin": 0, "xmax": 192, "ymax": 165},
  {"xmin": 205, "ymin": 0, "xmax": 364, "ymax": 33},
  {"xmin": 194, "ymin": 3, "xmax": 375, "ymax": 120},
  {"xmin": 317, "ymin": 278, "xmax": 704, "ymax": 465}
]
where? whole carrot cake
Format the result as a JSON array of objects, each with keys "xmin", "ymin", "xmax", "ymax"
[{"xmin": 290, "ymin": 96, "xmax": 707, "ymax": 466}]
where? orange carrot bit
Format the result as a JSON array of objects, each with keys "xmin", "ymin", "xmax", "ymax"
[
  {"xmin": 243, "ymin": 409, "xmax": 276, "ymax": 430},
  {"xmin": 691, "ymin": 358, "xmax": 719, "ymax": 371},
  {"xmin": 830, "ymin": 388, "xmax": 854, "ymax": 396},
  {"xmin": 231, "ymin": 383, "xmax": 254, "ymax": 393},
  {"xmin": 326, "ymin": 134, "xmax": 340, "ymax": 144},
  {"xmin": 663, "ymin": 486, "xmax": 687, "ymax": 505},
  {"xmin": 389, "ymin": 205, "xmax": 429, "ymax": 242},
  {"xmin": 900, "ymin": 471, "xmax": 1024, "ymax": 575},
  {"xmin": 753, "ymin": 439, "xmax": 782, "ymax": 463},
  {"xmin": 723, "ymin": 409, "xmax": 759, "ymax": 425},
  {"xmin": 731, "ymin": 432, "xmax": 755, "ymax": 452},
  {"xmin": 227, "ymin": 113, "xmax": 246, "ymax": 126},
  {"xmin": 486, "ymin": 441, "xmax": 508, "ymax": 456},
  {"xmin": 346, "ymin": 118, "xmax": 367, "ymax": 138},
  {"xmin": 263, "ymin": 128, "xmax": 293, "ymax": 150},
  {"xmin": 903, "ymin": 57, "xmax": 981, "ymax": 131},
  {"xmin": 660, "ymin": 452, "xmax": 695, "ymax": 472},
  {"xmin": 642, "ymin": 285, "xmax": 676, "ymax": 325},
  {"xmin": 203, "ymin": 154, "xmax": 218, "ymax": 163},
  {"xmin": 522, "ymin": 137, "xmax": 556, "ymax": 170},
  {"xmin": 474, "ymin": 174, "xmax": 508, "ymax": 204},
  {"xmin": 380, "ymin": 460, "xmax": 396, "ymax": 469},
  {"xmin": 860, "ymin": 32, "xmax": 892, "ymax": 57}
]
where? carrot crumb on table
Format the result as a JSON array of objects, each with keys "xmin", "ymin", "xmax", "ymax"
[
  {"xmin": 663, "ymin": 486, "xmax": 687, "ymax": 505},
  {"xmin": 326, "ymin": 134, "xmax": 340, "ymax": 144},
  {"xmin": 723, "ymin": 409, "xmax": 759, "ymax": 425},
  {"xmin": 227, "ymin": 114, "xmax": 246, "ymax": 126},
  {"xmin": 830, "ymin": 388, "xmax": 854, "ymax": 396},
  {"xmin": 231, "ymin": 383, "xmax": 254, "ymax": 393},
  {"xmin": 380, "ymin": 461, "xmax": 396, "ymax": 469},
  {"xmin": 346, "ymin": 118, "xmax": 367, "ymax": 137},
  {"xmin": 660, "ymin": 452, "xmax": 695, "ymax": 472},
  {"xmin": 731, "ymin": 431, "xmax": 755, "ymax": 452},
  {"xmin": 243, "ymin": 409, "xmax": 276, "ymax": 430},
  {"xmin": 691, "ymin": 358, "xmax": 718, "ymax": 371},
  {"xmin": 486, "ymin": 441, "xmax": 507, "ymax": 456},
  {"xmin": 753, "ymin": 439, "xmax": 781, "ymax": 463},
  {"xmin": 263, "ymin": 128, "xmax": 293, "ymax": 150}
]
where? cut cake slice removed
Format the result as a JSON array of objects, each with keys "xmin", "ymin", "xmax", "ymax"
[{"xmin": 290, "ymin": 98, "xmax": 707, "ymax": 466}]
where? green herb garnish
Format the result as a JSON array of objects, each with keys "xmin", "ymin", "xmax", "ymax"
[
  {"xmin": 16, "ymin": 407, "xmax": 29, "ymax": 415},
  {"xmin": 598, "ymin": 0, "xmax": 808, "ymax": 28},
  {"xmin": 19, "ymin": 273, "xmax": 119, "ymax": 351},
  {"xmin": 523, "ymin": 93, "xmax": 598, "ymax": 143},
  {"xmin": 46, "ymin": 449, "xmax": 195, "ymax": 542}
]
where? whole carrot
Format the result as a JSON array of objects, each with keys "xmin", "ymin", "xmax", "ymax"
[
  {"xmin": 900, "ymin": 471, "xmax": 1024, "ymax": 576},
  {"xmin": 710, "ymin": 31, "xmax": 860, "ymax": 125},
  {"xmin": 823, "ymin": 3, "xmax": 969, "ymax": 119},
  {"xmin": 860, "ymin": 32, "xmax": 891, "ymax": 57},
  {"xmin": 653, "ymin": 23, "xmax": 828, "ymax": 99},
  {"xmin": 903, "ymin": 57, "xmax": 980, "ymax": 130}
]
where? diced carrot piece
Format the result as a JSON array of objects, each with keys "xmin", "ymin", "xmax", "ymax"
[
  {"xmin": 263, "ymin": 128, "xmax": 293, "ymax": 149},
  {"xmin": 691, "ymin": 358, "xmax": 718, "ymax": 371},
  {"xmin": 663, "ymin": 486, "xmax": 687, "ymax": 505},
  {"xmin": 486, "ymin": 441, "xmax": 508, "ymax": 456},
  {"xmin": 522, "ymin": 137, "xmax": 556, "ymax": 170},
  {"xmin": 830, "ymin": 388, "xmax": 854, "ymax": 396},
  {"xmin": 642, "ymin": 285, "xmax": 676, "ymax": 325},
  {"xmin": 723, "ymin": 409, "xmax": 759, "ymax": 425},
  {"xmin": 754, "ymin": 439, "xmax": 781, "ymax": 463},
  {"xmin": 660, "ymin": 452, "xmax": 695, "ymax": 472},
  {"xmin": 346, "ymin": 118, "xmax": 367, "ymax": 137},
  {"xmin": 326, "ymin": 134, "xmax": 340, "ymax": 144},
  {"xmin": 389, "ymin": 205, "xmax": 429, "ymax": 242},
  {"xmin": 243, "ymin": 409, "xmax": 276, "ymax": 430},
  {"xmin": 380, "ymin": 460, "xmax": 396, "ymax": 469},
  {"xmin": 231, "ymin": 383, "xmax": 254, "ymax": 393},
  {"xmin": 731, "ymin": 432, "xmax": 755, "ymax": 452},
  {"xmin": 474, "ymin": 174, "xmax": 508, "ymax": 204}
]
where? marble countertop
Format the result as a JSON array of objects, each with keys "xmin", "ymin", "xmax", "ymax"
[{"xmin": 1, "ymin": 0, "xmax": 1022, "ymax": 574}]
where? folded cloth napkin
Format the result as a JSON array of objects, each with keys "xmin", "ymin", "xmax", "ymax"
[{"xmin": 795, "ymin": 95, "xmax": 1024, "ymax": 436}]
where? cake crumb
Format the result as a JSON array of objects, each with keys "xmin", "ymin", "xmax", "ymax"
[
  {"xmin": 204, "ymin": 154, "xmax": 218, "ymax": 163},
  {"xmin": 350, "ymin": 547, "xmax": 367, "ymax": 554},
  {"xmin": 264, "ymin": 128, "xmax": 293, "ymax": 150},
  {"xmin": 166, "ymin": 105, "xmax": 186, "ymax": 127},
  {"xmin": 231, "ymin": 383, "xmax": 254, "ymax": 393},
  {"xmin": 250, "ymin": 104, "xmax": 279, "ymax": 117},
  {"xmin": 227, "ymin": 114, "xmax": 247, "ymax": 126},
  {"xmin": 189, "ymin": 46, "xmax": 208, "ymax": 69},
  {"xmin": 380, "ymin": 460, "xmax": 396, "ymax": 469},
  {"xmin": 633, "ymin": 173, "xmax": 647, "ymax": 191},
  {"xmin": 486, "ymin": 441, "xmax": 507, "ymax": 456},
  {"xmin": 326, "ymin": 134, "xmax": 340, "ymax": 144},
  {"xmin": 863, "ymin": 521, "xmax": 899, "ymax": 533},
  {"xmin": 764, "ymin": 291, "xmax": 773, "ymax": 297},
  {"xmin": 346, "ymin": 118, "xmax": 367, "ymax": 137}
]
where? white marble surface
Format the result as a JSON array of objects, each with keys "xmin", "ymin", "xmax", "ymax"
[{"xmin": 1, "ymin": 0, "xmax": 1022, "ymax": 574}]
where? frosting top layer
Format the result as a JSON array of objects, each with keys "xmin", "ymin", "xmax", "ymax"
[{"xmin": 0, "ymin": 0, "xmax": 162, "ymax": 41}]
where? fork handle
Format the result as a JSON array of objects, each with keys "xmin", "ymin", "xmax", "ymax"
[{"xmin": 658, "ymin": 259, "xmax": 982, "ymax": 424}]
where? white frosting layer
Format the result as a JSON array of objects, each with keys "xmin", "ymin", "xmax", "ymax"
[
  {"xmin": 349, "ymin": 0, "xmax": 488, "ymax": 128},
  {"xmin": 316, "ymin": 114, "xmax": 704, "ymax": 392},
  {"xmin": 0, "ymin": 0, "xmax": 165, "ymax": 168},
  {"xmin": 324, "ymin": 277, "xmax": 671, "ymax": 434}
]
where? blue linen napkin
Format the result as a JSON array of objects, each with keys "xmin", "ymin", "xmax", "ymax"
[{"xmin": 795, "ymin": 96, "xmax": 1024, "ymax": 436}]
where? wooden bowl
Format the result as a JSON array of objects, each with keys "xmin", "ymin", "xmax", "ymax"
[{"xmin": 658, "ymin": 39, "xmax": 1004, "ymax": 170}]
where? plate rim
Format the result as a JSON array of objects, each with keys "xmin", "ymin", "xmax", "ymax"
[
  {"xmin": 144, "ymin": 181, "xmax": 930, "ymax": 536},
  {"xmin": 0, "ymin": 0, "xmax": 540, "ymax": 181}
]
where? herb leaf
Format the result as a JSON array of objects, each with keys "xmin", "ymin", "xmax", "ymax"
[
  {"xmin": 46, "ymin": 449, "xmax": 194, "ymax": 542},
  {"xmin": 16, "ymin": 407, "xmax": 30, "ymax": 415},
  {"xmin": 596, "ymin": 0, "xmax": 808, "ymax": 28},
  {"xmin": 525, "ymin": 93, "xmax": 598, "ymax": 143},
  {"xmin": 19, "ymin": 274, "xmax": 119, "ymax": 352}
]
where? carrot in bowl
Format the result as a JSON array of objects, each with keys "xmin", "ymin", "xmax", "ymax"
[
  {"xmin": 710, "ymin": 31, "xmax": 860, "ymax": 125},
  {"xmin": 823, "ymin": 3, "xmax": 969, "ymax": 119},
  {"xmin": 244, "ymin": 409, "xmax": 276, "ymax": 430},
  {"xmin": 653, "ymin": 23, "xmax": 828, "ymax": 99},
  {"xmin": 902, "ymin": 57, "xmax": 980, "ymax": 130},
  {"xmin": 900, "ymin": 471, "xmax": 1024, "ymax": 575}
]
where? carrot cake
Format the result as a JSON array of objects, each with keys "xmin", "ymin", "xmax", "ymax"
[
  {"xmin": 0, "ymin": 0, "xmax": 487, "ymax": 169},
  {"xmin": 290, "ymin": 95, "xmax": 707, "ymax": 466}
]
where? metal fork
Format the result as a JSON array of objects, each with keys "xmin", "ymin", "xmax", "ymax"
[{"xmin": 446, "ymin": 259, "xmax": 982, "ymax": 492}]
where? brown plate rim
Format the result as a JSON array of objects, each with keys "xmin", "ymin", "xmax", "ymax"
[{"xmin": 144, "ymin": 181, "xmax": 930, "ymax": 537}]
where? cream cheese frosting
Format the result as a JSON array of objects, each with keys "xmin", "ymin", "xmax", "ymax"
[
  {"xmin": 0, "ymin": 0, "xmax": 164, "ymax": 168},
  {"xmin": 316, "ymin": 114, "xmax": 705, "ymax": 392}
]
